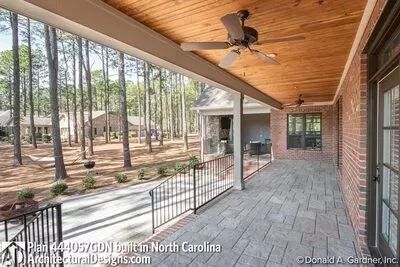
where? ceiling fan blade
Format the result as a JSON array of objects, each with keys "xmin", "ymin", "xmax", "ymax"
[
  {"xmin": 220, "ymin": 13, "xmax": 244, "ymax": 40},
  {"xmin": 218, "ymin": 50, "xmax": 240, "ymax": 69},
  {"xmin": 252, "ymin": 50, "xmax": 280, "ymax": 65},
  {"xmin": 256, "ymin": 35, "xmax": 305, "ymax": 45},
  {"xmin": 181, "ymin": 42, "xmax": 231, "ymax": 51}
]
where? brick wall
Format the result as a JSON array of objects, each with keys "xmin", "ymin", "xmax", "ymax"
[
  {"xmin": 334, "ymin": 0, "xmax": 387, "ymax": 255},
  {"xmin": 271, "ymin": 105, "xmax": 334, "ymax": 162}
]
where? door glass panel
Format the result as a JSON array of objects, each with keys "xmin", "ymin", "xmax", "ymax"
[
  {"xmin": 389, "ymin": 212, "xmax": 398, "ymax": 254},
  {"xmin": 390, "ymin": 172, "xmax": 399, "ymax": 212},
  {"xmin": 384, "ymin": 90, "xmax": 392, "ymax": 127},
  {"xmin": 382, "ymin": 203, "xmax": 390, "ymax": 241},
  {"xmin": 379, "ymin": 66, "xmax": 400, "ymax": 257},
  {"xmin": 392, "ymin": 86, "xmax": 399, "ymax": 126},
  {"xmin": 383, "ymin": 130, "xmax": 391, "ymax": 164},
  {"xmin": 383, "ymin": 166, "xmax": 391, "ymax": 201}
]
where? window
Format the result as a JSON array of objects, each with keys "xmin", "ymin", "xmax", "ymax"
[{"xmin": 287, "ymin": 113, "xmax": 321, "ymax": 150}]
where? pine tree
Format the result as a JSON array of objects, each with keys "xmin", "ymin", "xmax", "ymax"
[
  {"xmin": 118, "ymin": 52, "xmax": 132, "ymax": 167},
  {"xmin": 44, "ymin": 25, "xmax": 67, "ymax": 180},
  {"xmin": 11, "ymin": 12, "xmax": 22, "ymax": 165}
]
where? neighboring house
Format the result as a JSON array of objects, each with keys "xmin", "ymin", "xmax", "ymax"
[
  {"xmin": 59, "ymin": 111, "xmax": 148, "ymax": 141},
  {"xmin": 193, "ymin": 87, "xmax": 272, "ymax": 158},
  {"xmin": 0, "ymin": 110, "xmax": 11, "ymax": 136},
  {"xmin": 0, "ymin": 109, "xmax": 150, "ymax": 141},
  {"xmin": 0, "ymin": 110, "xmax": 52, "ymax": 137},
  {"xmin": 60, "ymin": 111, "xmax": 117, "ymax": 141}
]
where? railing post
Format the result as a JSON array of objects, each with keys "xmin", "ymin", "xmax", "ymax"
[
  {"xmin": 150, "ymin": 191, "xmax": 155, "ymax": 234},
  {"xmin": 23, "ymin": 215, "xmax": 28, "ymax": 263},
  {"xmin": 193, "ymin": 165, "xmax": 197, "ymax": 214},
  {"xmin": 56, "ymin": 204, "xmax": 64, "ymax": 267},
  {"xmin": 4, "ymin": 221, "xmax": 8, "ymax": 241},
  {"xmin": 257, "ymin": 145, "xmax": 260, "ymax": 172}
]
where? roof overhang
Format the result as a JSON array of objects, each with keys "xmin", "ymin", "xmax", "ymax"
[
  {"xmin": 194, "ymin": 104, "xmax": 271, "ymax": 116},
  {"xmin": 0, "ymin": 0, "xmax": 282, "ymax": 109}
]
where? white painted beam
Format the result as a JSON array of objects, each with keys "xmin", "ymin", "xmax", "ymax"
[
  {"xmin": 0, "ymin": 0, "xmax": 282, "ymax": 109},
  {"xmin": 233, "ymin": 93, "xmax": 244, "ymax": 190}
]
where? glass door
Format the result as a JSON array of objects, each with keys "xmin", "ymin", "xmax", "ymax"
[{"xmin": 377, "ymin": 65, "xmax": 400, "ymax": 258}]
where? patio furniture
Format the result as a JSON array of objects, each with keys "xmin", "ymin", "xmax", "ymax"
[{"xmin": 249, "ymin": 141, "xmax": 261, "ymax": 155}]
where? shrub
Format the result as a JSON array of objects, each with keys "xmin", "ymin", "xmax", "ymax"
[
  {"xmin": 50, "ymin": 182, "xmax": 68, "ymax": 196},
  {"xmin": 35, "ymin": 132, "xmax": 43, "ymax": 139},
  {"xmin": 17, "ymin": 188, "xmax": 35, "ymax": 201},
  {"xmin": 112, "ymin": 132, "xmax": 118, "ymax": 139},
  {"xmin": 83, "ymin": 173, "xmax": 96, "ymax": 189},
  {"xmin": 174, "ymin": 162, "xmax": 186, "ymax": 173},
  {"xmin": 188, "ymin": 155, "xmax": 200, "ymax": 168},
  {"xmin": 43, "ymin": 134, "xmax": 51, "ymax": 143},
  {"xmin": 157, "ymin": 167, "xmax": 167, "ymax": 177},
  {"xmin": 137, "ymin": 168, "xmax": 145, "ymax": 180},
  {"xmin": 115, "ymin": 173, "xmax": 128, "ymax": 183}
]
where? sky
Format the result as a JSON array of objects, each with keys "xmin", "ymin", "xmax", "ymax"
[{"xmin": 0, "ymin": 10, "xmax": 141, "ymax": 82}]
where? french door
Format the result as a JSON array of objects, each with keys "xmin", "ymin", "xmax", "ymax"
[{"xmin": 377, "ymin": 65, "xmax": 400, "ymax": 259}]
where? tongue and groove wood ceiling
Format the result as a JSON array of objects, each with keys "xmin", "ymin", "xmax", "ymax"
[{"xmin": 103, "ymin": 0, "xmax": 367, "ymax": 104}]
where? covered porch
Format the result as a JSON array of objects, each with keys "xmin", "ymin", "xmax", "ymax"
[
  {"xmin": 1, "ymin": 0, "xmax": 399, "ymax": 263},
  {"xmin": 142, "ymin": 160, "xmax": 359, "ymax": 266}
]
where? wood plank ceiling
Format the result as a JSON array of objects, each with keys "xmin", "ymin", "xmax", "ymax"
[{"xmin": 103, "ymin": 0, "xmax": 367, "ymax": 104}]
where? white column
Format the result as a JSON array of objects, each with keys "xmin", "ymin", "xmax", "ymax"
[{"xmin": 233, "ymin": 92, "xmax": 244, "ymax": 190}]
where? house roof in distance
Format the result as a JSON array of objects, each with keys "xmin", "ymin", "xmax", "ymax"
[
  {"xmin": 193, "ymin": 87, "xmax": 272, "ymax": 114},
  {"xmin": 0, "ymin": 110, "xmax": 11, "ymax": 126},
  {"xmin": 128, "ymin": 116, "xmax": 145, "ymax": 126},
  {"xmin": 0, "ymin": 110, "xmax": 52, "ymax": 126}
]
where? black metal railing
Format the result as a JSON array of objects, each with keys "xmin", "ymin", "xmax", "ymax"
[
  {"xmin": 149, "ymin": 165, "xmax": 193, "ymax": 233},
  {"xmin": 0, "ymin": 203, "xmax": 63, "ymax": 266},
  {"xmin": 149, "ymin": 145, "xmax": 272, "ymax": 233},
  {"xmin": 192, "ymin": 154, "xmax": 234, "ymax": 213},
  {"xmin": 243, "ymin": 143, "xmax": 272, "ymax": 179}
]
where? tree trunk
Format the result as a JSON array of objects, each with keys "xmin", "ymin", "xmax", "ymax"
[
  {"xmin": 159, "ymin": 68, "xmax": 164, "ymax": 146},
  {"xmin": 152, "ymin": 68, "xmax": 158, "ymax": 141},
  {"xmin": 181, "ymin": 74, "xmax": 188, "ymax": 151},
  {"xmin": 22, "ymin": 69, "xmax": 27, "ymax": 117},
  {"xmin": 84, "ymin": 40, "xmax": 94, "ymax": 156},
  {"xmin": 44, "ymin": 25, "xmax": 68, "ymax": 180},
  {"xmin": 8, "ymin": 74, "xmax": 12, "ymax": 118},
  {"xmin": 61, "ymin": 39, "xmax": 71, "ymax": 147},
  {"xmin": 11, "ymin": 13, "xmax": 22, "ymax": 165},
  {"xmin": 144, "ymin": 62, "xmax": 152, "ymax": 152},
  {"xmin": 36, "ymin": 72, "xmax": 40, "ymax": 116},
  {"xmin": 27, "ymin": 19, "xmax": 37, "ymax": 148},
  {"xmin": 136, "ymin": 59, "xmax": 142, "ymax": 144},
  {"xmin": 101, "ymin": 46, "xmax": 109, "ymax": 144},
  {"xmin": 168, "ymin": 72, "xmax": 174, "ymax": 140},
  {"xmin": 72, "ymin": 40, "xmax": 78, "ymax": 143},
  {"xmin": 105, "ymin": 48, "xmax": 111, "ymax": 143},
  {"xmin": 77, "ymin": 37, "xmax": 86, "ymax": 159},
  {"xmin": 118, "ymin": 52, "xmax": 132, "ymax": 167}
]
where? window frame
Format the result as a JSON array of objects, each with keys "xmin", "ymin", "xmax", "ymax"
[{"xmin": 287, "ymin": 113, "xmax": 322, "ymax": 150}]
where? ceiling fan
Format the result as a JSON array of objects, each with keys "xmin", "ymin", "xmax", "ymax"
[
  {"xmin": 180, "ymin": 10, "xmax": 305, "ymax": 69},
  {"xmin": 283, "ymin": 94, "xmax": 305, "ymax": 107}
]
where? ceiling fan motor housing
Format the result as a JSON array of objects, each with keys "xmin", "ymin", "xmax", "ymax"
[{"xmin": 228, "ymin": 26, "xmax": 258, "ymax": 45}]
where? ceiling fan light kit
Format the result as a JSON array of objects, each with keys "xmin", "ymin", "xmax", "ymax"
[{"xmin": 180, "ymin": 10, "xmax": 305, "ymax": 69}]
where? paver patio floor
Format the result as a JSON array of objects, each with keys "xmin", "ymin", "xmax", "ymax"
[{"xmin": 142, "ymin": 160, "xmax": 361, "ymax": 267}]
